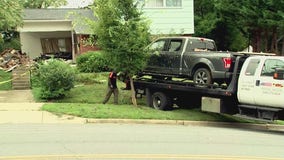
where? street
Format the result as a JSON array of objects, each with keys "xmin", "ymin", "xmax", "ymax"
[{"xmin": 0, "ymin": 123, "xmax": 283, "ymax": 160}]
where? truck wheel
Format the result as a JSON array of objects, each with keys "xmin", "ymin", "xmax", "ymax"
[
  {"xmin": 152, "ymin": 92, "xmax": 172, "ymax": 110},
  {"xmin": 193, "ymin": 68, "xmax": 212, "ymax": 85}
]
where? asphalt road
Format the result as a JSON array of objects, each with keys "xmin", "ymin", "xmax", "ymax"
[{"xmin": 0, "ymin": 123, "xmax": 283, "ymax": 160}]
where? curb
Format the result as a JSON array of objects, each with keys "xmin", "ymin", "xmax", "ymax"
[{"xmin": 86, "ymin": 118, "xmax": 284, "ymax": 132}]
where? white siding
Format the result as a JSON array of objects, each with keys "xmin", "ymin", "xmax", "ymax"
[
  {"xmin": 20, "ymin": 32, "xmax": 43, "ymax": 59},
  {"xmin": 142, "ymin": 0, "xmax": 194, "ymax": 35}
]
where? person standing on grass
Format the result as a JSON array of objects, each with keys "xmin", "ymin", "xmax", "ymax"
[{"xmin": 102, "ymin": 70, "xmax": 118, "ymax": 104}]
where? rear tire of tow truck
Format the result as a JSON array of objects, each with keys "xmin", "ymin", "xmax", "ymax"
[
  {"xmin": 193, "ymin": 68, "xmax": 212, "ymax": 86},
  {"xmin": 152, "ymin": 92, "xmax": 172, "ymax": 110}
]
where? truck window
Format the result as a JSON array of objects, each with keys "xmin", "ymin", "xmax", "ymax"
[
  {"xmin": 261, "ymin": 59, "xmax": 284, "ymax": 77},
  {"xmin": 168, "ymin": 39, "xmax": 182, "ymax": 52},
  {"xmin": 149, "ymin": 39, "xmax": 167, "ymax": 51},
  {"xmin": 187, "ymin": 39, "xmax": 216, "ymax": 51},
  {"xmin": 245, "ymin": 59, "xmax": 260, "ymax": 76}
]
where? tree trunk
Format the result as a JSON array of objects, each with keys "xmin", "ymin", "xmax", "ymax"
[
  {"xmin": 129, "ymin": 77, "xmax": 137, "ymax": 107},
  {"xmin": 282, "ymin": 38, "xmax": 284, "ymax": 56},
  {"xmin": 251, "ymin": 28, "xmax": 262, "ymax": 52},
  {"xmin": 264, "ymin": 29, "xmax": 268, "ymax": 52},
  {"xmin": 270, "ymin": 27, "xmax": 277, "ymax": 54},
  {"xmin": 256, "ymin": 28, "xmax": 262, "ymax": 52}
]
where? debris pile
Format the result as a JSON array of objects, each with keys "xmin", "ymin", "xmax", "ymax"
[{"xmin": 0, "ymin": 49, "xmax": 30, "ymax": 72}]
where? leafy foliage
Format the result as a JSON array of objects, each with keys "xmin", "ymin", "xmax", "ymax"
[
  {"xmin": 33, "ymin": 59, "xmax": 76, "ymax": 99},
  {"xmin": 194, "ymin": 0, "xmax": 284, "ymax": 54},
  {"xmin": 0, "ymin": 0, "xmax": 23, "ymax": 30},
  {"xmin": 76, "ymin": 51, "xmax": 110, "ymax": 73},
  {"xmin": 89, "ymin": 0, "xmax": 151, "ymax": 75},
  {"xmin": 23, "ymin": 0, "xmax": 67, "ymax": 8},
  {"xmin": 87, "ymin": 0, "xmax": 152, "ymax": 106},
  {"xmin": 0, "ymin": 70, "xmax": 12, "ymax": 90}
]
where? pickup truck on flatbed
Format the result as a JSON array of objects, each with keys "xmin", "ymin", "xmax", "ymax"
[
  {"xmin": 141, "ymin": 36, "xmax": 235, "ymax": 85},
  {"xmin": 134, "ymin": 53, "xmax": 284, "ymax": 121}
]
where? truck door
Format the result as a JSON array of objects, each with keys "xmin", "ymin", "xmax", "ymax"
[
  {"xmin": 166, "ymin": 39, "xmax": 184, "ymax": 74},
  {"xmin": 147, "ymin": 39, "xmax": 168, "ymax": 73},
  {"xmin": 147, "ymin": 38, "xmax": 183, "ymax": 75},
  {"xmin": 237, "ymin": 58, "xmax": 261, "ymax": 105},
  {"xmin": 254, "ymin": 59, "xmax": 284, "ymax": 108}
]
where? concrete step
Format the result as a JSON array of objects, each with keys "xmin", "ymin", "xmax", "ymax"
[
  {"xmin": 12, "ymin": 67, "xmax": 31, "ymax": 90},
  {"xmin": 12, "ymin": 84, "xmax": 31, "ymax": 89}
]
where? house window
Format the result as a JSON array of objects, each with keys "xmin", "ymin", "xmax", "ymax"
[
  {"xmin": 144, "ymin": 0, "xmax": 182, "ymax": 8},
  {"xmin": 41, "ymin": 38, "xmax": 72, "ymax": 54},
  {"xmin": 58, "ymin": 39, "xmax": 67, "ymax": 52}
]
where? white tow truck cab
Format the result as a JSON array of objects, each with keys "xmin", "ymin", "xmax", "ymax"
[
  {"xmin": 236, "ymin": 56, "xmax": 284, "ymax": 120},
  {"xmin": 238, "ymin": 56, "xmax": 284, "ymax": 108}
]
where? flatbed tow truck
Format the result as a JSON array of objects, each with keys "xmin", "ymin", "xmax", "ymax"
[{"xmin": 134, "ymin": 53, "xmax": 284, "ymax": 121}]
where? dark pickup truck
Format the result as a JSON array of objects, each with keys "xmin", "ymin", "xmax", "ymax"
[{"xmin": 142, "ymin": 36, "xmax": 235, "ymax": 84}]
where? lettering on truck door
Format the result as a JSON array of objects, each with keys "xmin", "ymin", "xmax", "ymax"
[{"xmin": 254, "ymin": 59, "xmax": 284, "ymax": 108}]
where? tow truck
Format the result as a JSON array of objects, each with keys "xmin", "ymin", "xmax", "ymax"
[{"xmin": 134, "ymin": 53, "xmax": 284, "ymax": 121}]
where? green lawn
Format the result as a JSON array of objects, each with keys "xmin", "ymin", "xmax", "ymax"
[
  {"xmin": 0, "ymin": 70, "xmax": 12, "ymax": 90},
  {"xmin": 37, "ymin": 72, "xmax": 266, "ymax": 123},
  {"xmin": 42, "ymin": 103, "xmax": 253, "ymax": 122}
]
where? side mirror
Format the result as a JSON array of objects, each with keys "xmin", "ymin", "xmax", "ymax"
[{"xmin": 273, "ymin": 68, "xmax": 284, "ymax": 80}]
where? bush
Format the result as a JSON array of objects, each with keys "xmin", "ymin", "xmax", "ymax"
[
  {"xmin": 0, "ymin": 38, "xmax": 21, "ymax": 52},
  {"xmin": 76, "ymin": 51, "xmax": 110, "ymax": 73},
  {"xmin": 34, "ymin": 59, "xmax": 76, "ymax": 99}
]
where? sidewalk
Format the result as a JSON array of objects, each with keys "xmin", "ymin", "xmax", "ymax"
[{"xmin": 0, "ymin": 90, "xmax": 86, "ymax": 124}]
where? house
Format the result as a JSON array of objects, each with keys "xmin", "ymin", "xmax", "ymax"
[
  {"xmin": 141, "ymin": 0, "xmax": 194, "ymax": 35},
  {"xmin": 18, "ymin": 0, "xmax": 194, "ymax": 60},
  {"xmin": 18, "ymin": 8, "xmax": 98, "ymax": 60}
]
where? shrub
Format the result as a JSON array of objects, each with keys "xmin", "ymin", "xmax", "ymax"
[
  {"xmin": 76, "ymin": 51, "xmax": 110, "ymax": 73},
  {"xmin": 0, "ymin": 38, "xmax": 21, "ymax": 52},
  {"xmin": 34, "ymin": 59, "xmax": 76, "ymax": 99}
]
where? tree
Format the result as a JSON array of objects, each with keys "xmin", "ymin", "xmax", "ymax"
[
  {"xmin": 0, "ymin": 0, "xmax": 23, "ymax": 31},
  {"xmin": 88, "ymin": 0, "xmax": 151, "ymax": 106},
  {"xmin": 0, "ymin": 0, "xmax": 23, "ymax": 51},
  {"xmin": 194, "ymin": 0, "xmax": 284, "ymax": 54},
  {"xmin": 23, "ymin": 0, "xmax": 67, "ymax": 8}
]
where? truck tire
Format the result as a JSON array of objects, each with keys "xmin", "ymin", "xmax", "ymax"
[
  {"xmin": 193, "ymin": 68, "xmax": 212, "ymax": 85},
  {"xmin": 152, "ymin": 92, "xmax": 172, "ymax": 110}
]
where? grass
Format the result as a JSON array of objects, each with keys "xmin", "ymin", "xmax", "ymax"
[
  {"xmin": 42, "ymin": 103, "xmax": 252, "ymax": 122},
  {"xmin": 36, "ymin": 72, "xmax": 268, "ymax": 123},
  {"xmin": 0, "ymin": 70, "xmax": 12, "ymax": 90}
]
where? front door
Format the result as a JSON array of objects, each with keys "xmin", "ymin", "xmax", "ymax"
[
  {"xmin": 237, "ymin": 58, "xmax": 261, "ymax": 105},
  {"xmin": 146, "ymin": 38, "xmax": 183, "ymax": 75},
  {"xmin": 165, "ymin": 39, "xmax": 183, "ymax": 75}
]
